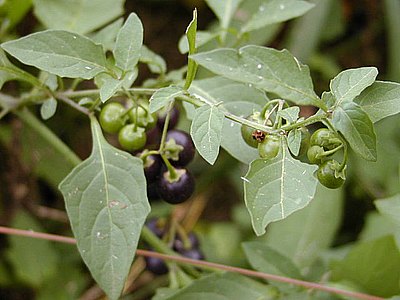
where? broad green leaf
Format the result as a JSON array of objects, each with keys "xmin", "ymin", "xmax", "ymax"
[
  {"xmin": 149, "ymin": 85, "xmax": 184, "ymax": 113},
  {"xmin": 59, "ymin": 116, "xmax": 150, "ymax": 300},
  {"xmin": 0, "ymin": 0, "xmax": 32, "ymax": 30},
  {"xmin": 40, "ymin": 97, "xmax": 57, "ymax": 120},
  {"xmin": 178, "ymin": 31, "xmax": 218, "ymax": 54},
  {"xmin": 244, "ymin": 147, "xmax": 318, "ymax": 236},
  {"xmin": 191, "ymin": 46, "xmax": 324, "ymax": 108},
  {"xmin": 330, "ymin": 236, "xmax": 400, "ymax": 297},
  {"xmin": 287, "ymin": 128, "xmax": 301, "ymax": 156},
  {"xmin": 242, "ymin": 0, "xmax": 315, "ymax": 33},
  {"xmin": 375, "ymin": 194, "xmax": 400, "ymax": 225},
  {"xmin": 140, "ymin": 45, "xmax": 167, "ymax": 74},
  {"xmin": 277, "ymin": 106, "xmax": 300, "ymax": 123},
  {"xmin": 0, "ymin": 48, "xmax": 42, "ymax": 88},
  {"xmin": 90, "ymin": 18, "xmax": 123, "ymax": 52},
  {"xmin": 33, "ymin": 0, "xmax": 124, "ymax": 34},
  {"xmin": 205, "ymin": 0, "xmax": 243, "ymax": 29},
  {"xmin": 355, "ymin": 81, "xmax": 400, "ymax": 123},
  {"xmin": 2, "ymin": 30, "xmax": 107, "ymax": 79},
  {"xmin": 113, "ymin": 13, "xmax": 143, "ymax": 72},
  {"xmin": 330, "ymin": 67, "xmax": 378, "ymax": 106},
  {"xmin": 184, "ymin": 9, "xmax": 198, "ymax": 90},
  {"xmin": 358, "ymin": 212, "xmax": 395, "ymax": 242},
  {"xmin": 6, "ymin": 211, "xmax": 58, "ymax": 287},
  {"xmin": 189, "ymin": 77, "xmax": 267, "ymax": 164},
  {"xmin": 99, "ymin": 77, "xmax": 123, "ymax": 103},
  {"xmin": 164, "ymin": 272, "xmax": 277, "ymax": 300},
  {"xmin": 264, "ymin": 184, "xmax": 343, "ymax": 270},
  {"xmin": 332, "ymin": 101, "xmax": 376, "ymax": 161},
  {"xmin": 242, "ymin": 241, "xmax": 303, "ymax": 279},
  {"xmin": 190, "ymin": 105, "xmax": 225, "ymax": 165}
]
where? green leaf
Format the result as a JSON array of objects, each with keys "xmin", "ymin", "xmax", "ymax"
[
  {"xmin": 189, "ymin": 77, "xmax": 267, "ymax": 164},
  {"xmin": 242, "ymin": 241, "xmax": 303, "ymax": 279},
  {"xmin": 191, "ymin": 46, "xmax": 324, "ymax": 108},
  {"xmin": 2, "ymin": 30, "xmax": 107, "ymax": 79},
  {"xmin": 164, "ymin": 272, "xmax": 277, "ymax": 300},
  {"xmin": 6, "ymin": 211, "xmax": 58, "ymax": 287},
  {"xmin": 58, "ymin": 116, "xmax": 150, "ymax": 300},
  {"xmin": 277, "ymin": 106, "xmax": 300, "ymax": 123},
  {"xmin": 0, "ymin": 48, "xmax": 42, "ymax": 88},
  {"xmin": 178, "ymin": 31, "xmax": 218, "ymax": 54},
  {"xmin": 205, "ymin": 0, "xmax": 243, "ymax": 29},
  {"xmin": 242, "ymin": 0, "xmax": 315, "ymax": 33},
  {"xmin": 90, "ymin": 18, "xmax": 123, "ymax": 52},
  {"xmin": 331, "ymin": 236, "xmax": 400, "ymax": 297},
  {"xmin": 0, "ymin": 0, "xmax": 32, "ymax": 30},
  {"xmin": 355, "ymin": 81, "xmax": 400, "ymax": 123},
  {"xmin": 264, "ymin": 184, "xmax": 343, "ymax": 269},
  {"xmin": 375, "ymin": 194, "xmax": 400, "ymax": 248},
  {"xmin": 113, "ymin": 13, "xmax": 143, "ymax": 72},
  {"xmin": 33, "ymin": 0, "xmax": 124, "ymax": 34},
  {"xmin": 149, "ymin": 85, "xmax": 184, "ymax": 113},
  {"xmin": 190, "ymin": 105, "xmax": 225, "ymax": 165},
  {"xmin": 330, "ymin": 67, "xmax": 378, "ymax": 106},
  {"xmin": 99, "ymin": 77, "xmax": 123, "ymax": 103},
  {"xmin": 287, "ymin": 128, "xmax": 301, "ymax": 156},
  {"xmin": 140, "ymin": 45, "xmax": 167, "ymax": 74},
  {"xmin": 332, "ymin": 101, "xmax": 377, "ymax": 161},
  {"xmin": 244, "ymin": 147, "xmax": 318, "ymax": 236},
  {"xmin": 40, "ymin": 97, "xmax": 57, "ymax": 120},
  {"xmin": 184, "ymin": 9, "xmax": 198, "ymax": 90}
]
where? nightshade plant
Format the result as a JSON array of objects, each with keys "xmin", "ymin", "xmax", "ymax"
[{"xmin": 1, "ymin": 0, "xmax": 400, "ymax": 299}]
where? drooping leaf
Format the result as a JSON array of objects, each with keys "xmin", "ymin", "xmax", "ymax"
[
  {"xmin": 330, "ymin": 67, "xmax": 378, "ymax": 106},
  {"xmin": 6, "ymin": 211, "xmax": 58, "ymax": 287},
  {"xmin": 184, "ymin": 9, "xmax": 198, "ymax": 90},
  {"xmin": 140, "ymin": 45, "xmax": 167, "ymax": 74},
  {"xmin": 149, "ymin": 85, "xmax": 184, "ymax": 113},
  {"xmin": 355, "ymin": 81, "xmax": 400, "ymax": 123},
  {"xmin": 189, "ymin": 77, "xmax": 267, "ymax": 164},
  {"xmin": 164, "ymin": 272, "xmax": 277, "ymax": 300},
  {"xmin": 2, "ymin": 30, "xmax": 107, "ymax": 79},
  {"xmin": 113, "ymin": 13, "xmax": 143, "ymax": 72},
  {"xmin": 205, "ymin": 0, "xmax": 243, "ymax": 29},
  {"xmin": 33, "ymin": 0, "xmax": 124, "ymax": 34},
  {"xmin": 244, "ymin": 147, "xmax": 318, "ymax": 236},
  {"xmin": 277, "ymin": 106, "xmax": 300, "ymax": 123},
  {"xmin": 190, "ymin": 105, "xmax": 225, "ymax": 165},
  {"xmin": 59, "ymin": 116, "xmax": 150, "ymax": 300},
  {"xmin": 191, "ymin": 46, "xmax": 324, "ymax": 108},
  {"xmin": 287, "ymin": 128, "xmax": 301, "ymax": 156},
  {"xmin": 99, "ymin": 76, "xmax": 123, "ymax": 103},
  {"xmin": 264, "ymin": 184, "xmax": 343, "ymax": 269},
  {"xmin": 330, "ymin": 236, "xmax": 400, "ymax": 297},
  {"xmin": 332, "ymin": 101, "xmax": 376, "ymax": 161},
  {"xmin": 40, "ymin": 97, "xmax": 57, "ymax": 120},
  {"xmin": 242, "ymin": 241, "xmax": 303, "ymax": 279},
  {"xmin": 90, "ymin": 18, "xmax": 123, "ymax": 52},
  {"xmin": 242, "ymin": 0, "xmax": 315, "ymax": 33}
]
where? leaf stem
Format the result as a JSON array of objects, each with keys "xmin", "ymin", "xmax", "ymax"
[
  {"xmin": 55, "ymin": 93, "xmax": 90, "ymax": 115},
  {"xmin": 281, "ymin": 113, "xmax": 327, "ymax": 131},
  {"xmin": 0, "ymin": 226, "xmax": 385, "ymax": 300},
  {"xmin": 15, "ymin": 108, "xmax": 82, "ymax": 167}
]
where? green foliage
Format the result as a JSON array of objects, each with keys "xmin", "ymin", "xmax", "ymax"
[{"xmin": 59, "ymin": 116, "xmax": 150, "ymax": 300}]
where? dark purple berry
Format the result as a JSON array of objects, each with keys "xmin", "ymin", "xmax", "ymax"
[
  {"xmin": 157, "ymin": 106, "xmax": 180, "ymax": 130},
  {"xmin": 157, "ymin": 168, "xmax": 195, "ymax": 204},
  {"xmin": 173, "ymin": 232, "xmax": 199, "ymax": 252},
  {"xmin": 166, "ymin": 129, "xmax": 195, "ymax": 166},
  {"xmin": 143, "ymin": 154, "xmax": 162, "ymax": 182},
  {"xmin": 147, "ymin": 181, "xmax": 161, "ymax": 201},
  {"xmin": 145, "ymin": 256, "xmax": 168, "ymax": 275},
  {"xmin": 145, "ymin": 127, "xmax": 161, "ymax": 149},
  {"xmin": 145, "ymin": 218, "xmax": 165, "ymax": 238},
  {"xmin": 181, "ymin": 248, "xmax": 204, "ymax": 260}
]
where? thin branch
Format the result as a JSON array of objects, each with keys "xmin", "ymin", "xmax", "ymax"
[
  {"xmin": 31, "ymin": 205, "xmax": 69, "ymax": 223},
  {"xmin": 0, "ymin": 226, "xmax": 384, "ymax": 300},
  {"xmin": 55, "ymin": 94, "xmax": 90, "ymax": 115}
]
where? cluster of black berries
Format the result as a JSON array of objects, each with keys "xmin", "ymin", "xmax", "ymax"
[
  {"xmin": 145, "ymin": 219, "xmax": 204, "ymax": 275},
  {"xmin": 141, "ymin": 107, "xmax": 196, "ymax": 205}
]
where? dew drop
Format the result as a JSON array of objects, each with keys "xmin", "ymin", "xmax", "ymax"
[
  {"xmin": 259, "ymin": 5, "xmax": 265, "ymax": 12},
  {"xmin": 257, "ymin": 75, "xmax": 263, "ymax": 80},
  {"xmin": 257, "ymin": 64, "xmax": 262, "ymax": 70},
  {"xmin": 230, "ymin": 122, "xmax": 235, "ymax": 127},
  {"xmin": 205, "ymin": 57, "xmax": 212, "ymax": 61},
  {"xmin": 85, "ymin": 66, "xmax": 92, "ymax": 70},
  {"xmin": 73, "ymin": 36, "xmax": 77, "ymax": 39},
  {"xmin": 228, "ymin": 67, "xmax": 233, "ymax": 71},
  {"xmin": 96, "ymin": 232, "xmax": 101, "ymax": 238},
  {"xmin": 279, "ymin": 4, "xmax": 285, "ymax": 9}
]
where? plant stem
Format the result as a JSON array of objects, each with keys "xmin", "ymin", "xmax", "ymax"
[
  {"xmin": 281, "ymin": 113, "xmax": 327, "ymax": 131},
  {"xmin": 0, "ymin": 226, "xmax": 385, "ymax": 300},
  {"xmin": 55, "ymin": 93, "xmax": 90, "ymax": 115},
  {"xmin": 15, "ymin": 108, "xmax": 82, "ymax": 167}
]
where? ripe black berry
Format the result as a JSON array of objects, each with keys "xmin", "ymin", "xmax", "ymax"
[
  {"xmin": 145, "ymin": 218, "xmax": 165, "ymax": 238},
  {"xmin": 180, "ymin": 248, "xmax": 204, "ymax": 260},
  {"xmin": 145, "ymin": 256, "xmax": 168, "ymax": 275},
  {"xmin": 166, "ymin": 130, "xmax": 195, "ymax": 166},
  {"xmin": 157, "ymin": 106, "xmax": 180, "ymax": 130},
  {"xmin": 157, "ymin": 168, "xmax": 195, "ymax": 204},
  {"xmin": 173, "ymin": 232, "xmax": 199, "ymax": 252},
  {"xmin": 143, "ymin": 154, "xmax": 163, "ymax": 182}
]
